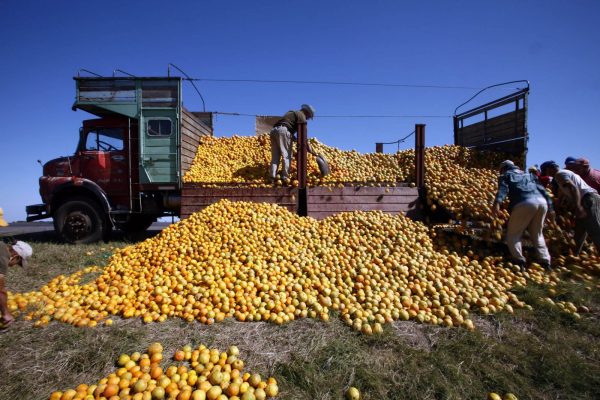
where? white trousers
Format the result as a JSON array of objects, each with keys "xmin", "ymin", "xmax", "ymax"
[
  {"xmin": 269, "ymin": 126, "xmax": 293, "ymax": 179},
  {"xmin": 506, "ymin": 198, "xmax": 551, "ymax": 264}
]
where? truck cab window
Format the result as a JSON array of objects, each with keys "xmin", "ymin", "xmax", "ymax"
[
  {"xmin": 85, "ymin": 128, "xmax": 124, "ymax": 152},
  {"xmin": 147, "ymin": 119, "xmax": 172, "ymax": 136}
]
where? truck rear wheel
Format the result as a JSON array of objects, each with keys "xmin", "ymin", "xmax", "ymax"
[{"xmin": 54, "ymin": 197, "xmax": 107, "ymax": 244}]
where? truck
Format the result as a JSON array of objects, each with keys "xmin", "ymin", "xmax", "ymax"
[
  {"xmin": 453, "ymin": 80, "xmax": 530, "ymax": 165},
  {"xmin": 26, "ymin": 75, "xmax": 420, "ymax": 243}
]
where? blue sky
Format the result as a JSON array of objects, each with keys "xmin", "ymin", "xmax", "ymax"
[{"xmin": 1, "ymin": 0, "xmax": 599, "ymax": 222}]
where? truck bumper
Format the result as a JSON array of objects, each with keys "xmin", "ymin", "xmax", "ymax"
[{"xmin": 26, "ymin": 204, "xmax": 50, "ymax": 222}]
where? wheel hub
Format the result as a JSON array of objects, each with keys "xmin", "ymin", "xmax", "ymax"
[{"xmin": 64, "ymin": 211, "xmax": 92, "ymax": 240}]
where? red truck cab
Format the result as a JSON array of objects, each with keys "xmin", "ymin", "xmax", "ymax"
[
  {"xmin": 29, "ymin": 116, "xmax": 150, "ymax": 243},
  {"xmin": 27, "ymin": 76, "xmax": 210, "ymax": 243}
]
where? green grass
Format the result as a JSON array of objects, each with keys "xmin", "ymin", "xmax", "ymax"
[{"xmin": 1, "ymin": 231, "xmax": 599, "ymax": 400}]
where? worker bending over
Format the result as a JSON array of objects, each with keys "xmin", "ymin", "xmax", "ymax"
[
  {"xmin": 493, "ymin": 160, "xmax": 553, "ymax": 271},
  {"xmin": 270, "ymin": 104, "xmax": 316, "ymax": 183}
]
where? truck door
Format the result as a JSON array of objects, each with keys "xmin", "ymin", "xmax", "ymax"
[
  {"xmin": 139, "ymin": 110, "xmax": 178, "ymax": 184},
  {"xmin": 79, "ymin": 124, "xmax": 130, "ymax": 209}
]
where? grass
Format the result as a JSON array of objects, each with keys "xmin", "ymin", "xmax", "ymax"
[{"xmin": 1, "ymin": 229, "xmax": 599, "ymax": 400}]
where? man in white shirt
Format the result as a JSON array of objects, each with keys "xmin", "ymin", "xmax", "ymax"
[{"xmin": 541, "ymin": 160, "xmax": 600, "ymax": 255}]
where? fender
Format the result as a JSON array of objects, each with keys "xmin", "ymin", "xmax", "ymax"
[{"xmin": 43, "ymin": 176, "xmax": 112, "ymax": 215}]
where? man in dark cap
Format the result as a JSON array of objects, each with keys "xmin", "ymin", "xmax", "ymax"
[
  {"xmin": 269, "ymin": 104, "xmax": 316, "ymax": 183},
  {"xmin": 493, "ymin": 160, "xmax": 554, "ymax": 271},
  {"xmin": 541, "ymin": 160, "xmax": 600, "ymax": 254}
]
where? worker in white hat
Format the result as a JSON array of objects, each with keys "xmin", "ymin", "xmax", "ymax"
[
  {"xmin": 493, "ymin": 160, "xmax": 553, "ymax": 271},
  {"xmin": 1, "ymin": 240, "xmax": 33, "ymax": 329},
  {"xmin": 269, "ymin": 104, "xmax": 316, "ymax": 183}
]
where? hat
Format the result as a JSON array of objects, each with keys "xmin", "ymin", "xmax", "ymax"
[
  {"xmin": 540, "ymin": 160, "xmax": 559, "ymax": 174},
  {"xmin": 576, "ymin": 157, "xmax": 590, "ymax": 167},
  {"xmin": 12, "ymin": 241, "xmax": 32, "ymax": 267},
  {"xmin": 300, "ymin": 104, "xmax": 315, "ymax": 119},
  {"xmin": 499, "ymin": 160, "xmax": 515, "ymax": 172},
  {"xmin": 564, "ymin": 156, "xmax": 576, "ymax": 165}
]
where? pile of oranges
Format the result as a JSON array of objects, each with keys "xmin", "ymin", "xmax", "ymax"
[
  {"xmin": 11, "ymin": 200, "xmax": 563, "ymax": 333},
  {"xmin": 8, "ymin": 138, "xmax": 599, "ymax": 333},
  {"xmin": 49, "ymin": 342, "xmax": 278, "ymax": 400}
]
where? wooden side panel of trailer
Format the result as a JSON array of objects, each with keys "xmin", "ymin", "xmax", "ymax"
[
  {"xmin": 181, "ymin": 186, "xmax": 297, "ymax": 219},
  {"xmin": 307, "ymin": 186, "xmax": 421, "ymax": 220},
  {"xmin": 180, "ymin": 108, "xmax": 213, "ymax": 177}
]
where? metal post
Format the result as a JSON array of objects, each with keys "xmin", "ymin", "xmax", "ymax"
[
  {"xmin": 375, "ymin": 143, "xmax": 383, "ymax": 153},
  {"xmin": 453, "ymin": 116, "xmax": 459, "ymax": 145},
  {"xmin": 297, "ymin": 122, "xmax": 308, "ymax": 216},
  {"xmin": 415, "ymin": 124, "xmax": 425, "ymax": 190}
]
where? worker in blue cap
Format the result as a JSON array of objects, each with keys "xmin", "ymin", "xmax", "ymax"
[{"xmin": 564, "ymin": 156, "xmax": 577, "ymax": 167}]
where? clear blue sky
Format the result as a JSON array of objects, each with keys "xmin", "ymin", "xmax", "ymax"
[{"xmin": 1, "ymin": 0, "xmax": 599, "ymax": 222}]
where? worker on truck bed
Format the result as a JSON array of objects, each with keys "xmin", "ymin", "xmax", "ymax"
[
  {"xmin": 269, "ymin": 104, "xmax": 316, "ymax": 183},
  {"xmin": 541, "ymin": 160, "xmax": 600, "ymax": 255},
  {"xmin": 492, "ymin": 160, "xmax": 553, "ymax": 271},
  {"xmin": 0, "ymin": 240, "xmax": 32, "ymax": 330}
]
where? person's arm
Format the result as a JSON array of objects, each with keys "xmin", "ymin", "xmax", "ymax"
[{"xmin": 492, "ymin": 175, "xmax": 508, "ymax": 217}]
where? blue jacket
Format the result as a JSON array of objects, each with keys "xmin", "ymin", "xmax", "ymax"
[{"xmin": 495, "ymin": 167, "xmax": 554, "ymax": 211}]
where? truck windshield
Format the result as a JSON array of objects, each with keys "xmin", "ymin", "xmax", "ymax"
[{"xmin": 84, "ymin": 128, "xmax": 124, "ymax": 152}]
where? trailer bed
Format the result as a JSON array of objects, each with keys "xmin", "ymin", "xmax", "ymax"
[{"xmin": 181, "ymin": 184, "xmax": 421, "ymax": 220}]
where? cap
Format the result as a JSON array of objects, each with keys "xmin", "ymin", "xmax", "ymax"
[
  {"xmin": 300, "ymin": 104, "xmax": 315, "ymax": 119},
  {"xmin": 499, "ymin": 160, "xmax": 515, "ymax": 172},
  {"xmin": 540, "ymin": 160, "xmax": 559, "ymax": 174},
  {"xmin": 564, "ymin": 156, "xmax": 576, "ymax": 165},
  {"xmin": 576, "ymin": 157, "xmax": 590, "ymax": 167},
  {"xmin": 12, "ymin": 241, "xmax": 32, "ymax": 267}
]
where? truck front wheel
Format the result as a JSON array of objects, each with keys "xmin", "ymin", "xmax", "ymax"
[{"xmin": 54, "ymin": 197, "xmax": 107, "ymax": 244}]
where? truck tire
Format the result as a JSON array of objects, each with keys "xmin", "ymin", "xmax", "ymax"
[{"xmin": 53, "ymin": 197, "xmax": 107, "ymax": 244}]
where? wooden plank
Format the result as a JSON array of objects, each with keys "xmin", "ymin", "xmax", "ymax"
[
  {"xmin": 181, "ymin": 203, "xmax": 296, "ymax": 219},
  {"xmin": 180, "ymin": 127, "xmax": 201, "ymax": 145},
  {"xmin": 308, "ymin": 186, "xmax": 417, "ymax": 196},
  {"xmin": 459, "ymin": 111, "xmax": 525, "ymax": 137},
  {"xmin": 183, "ymin": 186, "xmax": 297, "ymax": 196},
  {"xmin": 461, "ymin": 120, "xmax": 525, "ymax": 138},
  {"xmin": 182, "ymin": 109, "xmax": 212, "ymax": 136},
  {"xmin": 461, "ymin": 130, "xmax": 526, "ymax": 144},
  {"xmin": 180, "ymin": 139, "xmax": 198, "ymax": 154},
  {"xmin": 308, "ymin": 196, "xmax": 418, "ymax": 205},
  {"xmin": 191, "ymin": 112, "xmax": 214, "ymax": 130},
  {"xmin": 183, "ymin": 197, "xmax": 296, "ymax": 205},
  {"xmin": 308, "ymin": 209, "xmax": 410, "ymax": 220},
  {"xmin": 181, "ymin": 156, "xmax": 194, "ymax": 171},
  {"xmin": 308, "ymin": 203, "xmax": 413, "ymax": 212},
  {"xmin": 180, "ymin": 134, "xmax": 198, "ymax": 147}
]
